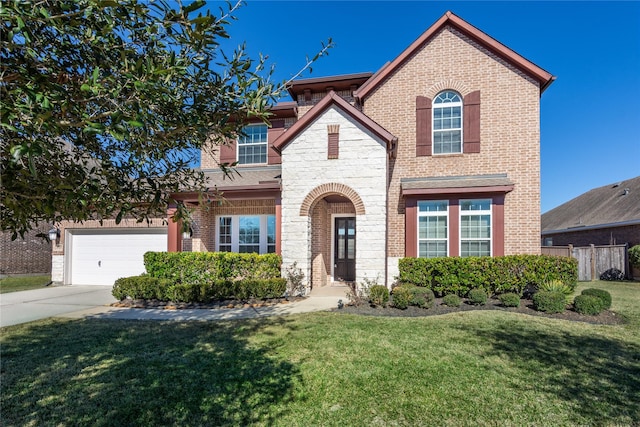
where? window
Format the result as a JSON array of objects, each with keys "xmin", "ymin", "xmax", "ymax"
[
  {"xmin": 460, "ymin": 199, "xmax": 491, "ymax": 257},
  {"xmin": 237, "ymin": 124, "xmax": 268, "ymax": 164},
  {"xmin": 433, "ymin": 91, "xmax": 462, "ymax": 154},
  {"xmin": 216, "ymin": 215, "xmax": 275, "ymax": 254},
  {"xmin": 418, "ymin": 201, "xmax": 448, "ymax": 257}
]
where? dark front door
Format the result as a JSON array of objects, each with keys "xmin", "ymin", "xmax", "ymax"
[{"xmin": 334, "ymin": 217, "xmax": 356, "ymax": 282}]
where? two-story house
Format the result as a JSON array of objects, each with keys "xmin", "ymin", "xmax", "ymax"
[{"xmin": 51, "ymin": 11, "xmax": 554, "ymax": 288}]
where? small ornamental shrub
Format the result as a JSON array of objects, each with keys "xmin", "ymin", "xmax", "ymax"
[
  {"xmin": 629, "ymin": 245, "xmax": 640, "ymax": 268},
  {"xmin": 581, "ymin": 288, "xmax": 612, "ymax": 310},
  {"xmin": 392, "ymin": 286, "xmax": 412, "ymax": 310},
  {"xmin": 442, "ymin": 294, "xmax": 461, "ymax": 307},
  {"xmin": 468, "ymin": 288, "xmax": 488, "ymax": 306},
  {"xmin": 498, "ymin": 292, "xmax": 521, "ymax": 308},
  {"xmin": 284, "ymin": 262, "xmax": 306, "ymax": 296},
  {"xmin": 600, "ymin": 268, "xmax": 625, "ymax": 281},
  {"xmin": 533, "ymin": 290, "xmax": 566, "ymax": 314},
  {"xmin": 538, "ymin": 279, "xmax": 574, "ymax": 305},
  {"xmin": 410, "ymin": 287, "xmax": 435, "ymax": 308},
  {"xmin": 369, "ymin": 285, "xmax": 390, "ymax": 307},
  {"xmin": 574, "ymin": 294, "xmax": 605, "ymax": 315}
]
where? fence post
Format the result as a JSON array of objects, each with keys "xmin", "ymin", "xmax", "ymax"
[
  {"xmin": 590, "ymin": 244, "xmax": 596, "ymax": 281},
  {"xmin": 568, "ymin": 244, "xmax": 573, "ymax": 258}
]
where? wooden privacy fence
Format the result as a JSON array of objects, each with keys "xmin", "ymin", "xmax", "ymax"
[{"xmin": 541, "ymin": 244, "xmax": 629, "ymax": 281}]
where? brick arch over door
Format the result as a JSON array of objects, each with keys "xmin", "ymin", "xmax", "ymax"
[{"xmin": 299, "ymin": 183, "xmax": 366, "ymax": 216}]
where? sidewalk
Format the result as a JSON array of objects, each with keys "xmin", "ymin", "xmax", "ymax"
[
  {"xmin": 62, "ymin": 294, "xmax": 346, "ymax": 322},
  {"xmin": 1, "ymin": 284, "xmax": 348, "ymax": 327}
]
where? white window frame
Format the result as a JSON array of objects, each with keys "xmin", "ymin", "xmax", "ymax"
[
  {"xmin": 417, "ymin": 200, "xmax": 449, "ymax": 258},
  {"xmin": 432, "ymin": 90, "xmax": 463, "ymax": 155},
  {"xmin": 215, "ymin": 215, "xmax": 275, "ymax": 254},
  {"xmin": 459, "ymin": 199, "xmax": 492, "ymax": 257},
  {"xmin": 237, "ymin": 123, "xmax": 268, "ymax": 165}
]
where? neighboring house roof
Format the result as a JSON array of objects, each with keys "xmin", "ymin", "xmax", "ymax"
[
  {"xmin": 354, "ymin": 11, "xmax": 555, "ymax": 101},
  {"xmin": 272, "ymin": 91, "xmax": 397, "ymax": 154},
  {"xmin": 542, "ymin": 176, "xmax": 640, "ymax": 234},
  {"xmin": 401, "ymin": 174, "xmax": 514, "ymax": 195}
]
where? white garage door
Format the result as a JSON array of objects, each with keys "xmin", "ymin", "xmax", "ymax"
[{"xmin": 69, "ymin": 229, "xmax": 167, "ymax": 285}]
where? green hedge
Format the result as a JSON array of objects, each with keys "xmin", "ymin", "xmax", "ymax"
[
  {"xmin": 143, "ymin": 252, "xmax": 282, "ymax": 284},
  {"xmin": 113, "ymin": 275, "xmax": 287, "ymax": 302},
  {"xmin": 398, "ymin": 255, "xmax": 577, "ymax": 296}
]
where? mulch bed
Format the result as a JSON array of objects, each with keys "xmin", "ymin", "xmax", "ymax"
[
  {"xmin": 111, "ymin": 296, "xmax": 307, "ymax": 310},
  {"xmin": 332, "ymin": 297, "xmax": 626, "ymax": 325}
]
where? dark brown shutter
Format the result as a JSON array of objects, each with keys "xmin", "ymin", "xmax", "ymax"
[
  {"xmin": 327, "ymin": 124, "xmax": 339, "ymax": 159},
  {"xmin": 416, "ymin": 96, "xmax": 432, "ymax": 156},
  {"xmin": 463, "ymin": 90, "xmax": 481, "ymax": 153},
  {"xmin": 219, "ymin": 140, "xmax": 236, "ymax": 165},
  {"xmin": 267, "ymin": 119, "xmax": 285, "ymax": 165}
]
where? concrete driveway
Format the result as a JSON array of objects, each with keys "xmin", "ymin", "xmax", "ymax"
[{"xmin": 0, "ymin": 285, "xmax": 116, "ymax": 327}]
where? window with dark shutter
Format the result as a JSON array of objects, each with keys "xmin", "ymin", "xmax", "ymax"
[
  {"xmin": 267, "ymin": 119, "xmax": 285, "ymax": 165},
  {"xmin": 416, "ymin": 96, "xmax": 432, "ymax": 156},
  {"xmin": 219, "ymin": 141, "xmax": 236, "ymax": 165},
  {"xmin": 463, "ymin": 91, "xmax": 481, "ymax": 153}
]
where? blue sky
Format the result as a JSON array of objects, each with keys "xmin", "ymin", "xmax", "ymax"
[{"xmin": 210, "ymin": 1, "xmax": 640, "ymax": 213}]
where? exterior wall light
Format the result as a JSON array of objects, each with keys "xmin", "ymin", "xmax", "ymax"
[
  {"xmin": 48, "ymin": 227, "xmax": 60, "ymax": 241},
  {"xmin": 182, "ymin": 227, "xmax": 193, "ymax": 240}
]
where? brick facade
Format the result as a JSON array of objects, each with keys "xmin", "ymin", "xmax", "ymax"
[
  {"xmin": 362, "ymin": 26, "xmax": 542, "ymax": 258},
  {"xmin": 1, "ymin": 227, "xmax": 52, "ymax": 275},
  {"xmin": 543, "ymin": 225, "xmax": 640, "ymax": 248}
]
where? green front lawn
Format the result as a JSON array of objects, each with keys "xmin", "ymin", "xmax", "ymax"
[
  {"xmin": 1, "ymin": 281, "xmax": 638, "ymax": 426},
  {"xmin": 0, "ymin": 274, "xmax": 51, "ymax": 293}
]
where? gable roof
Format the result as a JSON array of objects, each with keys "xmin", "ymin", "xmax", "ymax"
[
  {"xmin": 271, "ymin": 91, "xmax": 397, "ymax": 153},
  {"xmin": 542, "ymin": 176, "xmax": 640, "ymax": 233},
  {"xmin": 354, "ymin": 11, "xmax": 555, "ymax": 101}
]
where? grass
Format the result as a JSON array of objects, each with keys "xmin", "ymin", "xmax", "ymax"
[
  {"xmin": 0, "ymin": 274, "xmax": 51, "ymax": 293},
  {"xmin": 1, "ymin": 281, "xmax": 639, "ymax": 426}
]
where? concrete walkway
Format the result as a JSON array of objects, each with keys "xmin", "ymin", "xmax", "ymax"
[{"xmin": 1, "ymin": 285, "xmax": 347, "ymax": 327}]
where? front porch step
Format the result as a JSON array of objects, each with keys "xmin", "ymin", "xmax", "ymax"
[{"xmin": 309, "ymin": 285, "xmax": 350, "ymax": 298}]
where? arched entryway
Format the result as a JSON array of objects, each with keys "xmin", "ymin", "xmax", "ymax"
[{"xmin": 301, "ymin": 183, "xmax": 365, "ymax": 288}]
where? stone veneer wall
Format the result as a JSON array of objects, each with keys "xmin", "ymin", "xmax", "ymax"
[
  {"xmin": 281, "ymin": 106, "xmax": 388, "ymax": 289},
  {"xmin": 363, "ymin": 26, "xmax": 542, "ymax": 263}
]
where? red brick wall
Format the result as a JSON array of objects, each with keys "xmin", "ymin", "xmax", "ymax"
[
  {"xmin": 543, "ymin": 225, "xmax": 640, "ymax": 248},
  {"xmin": 1, "ymin": 227, "xmax": 52, "ymax": 275}
]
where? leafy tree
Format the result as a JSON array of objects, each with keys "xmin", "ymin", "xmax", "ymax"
[{"xmin": 1, "ymin": 0, "xmax": 331, "ymax": 238}]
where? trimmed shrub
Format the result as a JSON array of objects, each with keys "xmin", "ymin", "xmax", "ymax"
[
  {"xmin": 144, "ymin": 252, "xmax": 282, "ymax": 284},
  {"xmin": 392, "ymin": 286, "xmax": 412, "ymax": 310},
  {"xmin": 574, "ymin": 294, "xmax": 605, "ymax": 315},
  {"xmin": 410, "ymin": 287, "xmax": 435, "ymax": 308},
  {"xmin": 538, "ymin": 279, "xmax": 574, "ymax": 305},
  {"xmin": 629, "ymin": 245, "xmax": 640, "ymax": 268},
  {"xmin": 498, "ymin": 292, "xmax": 521, "ymax": 308},
  {"xmin": 369, "ymin": 285, "xmax": 390, "ymax": 307},
  {"xmin": 533, "ymin": 290, "xmax": 566, "ymax": 314},
  {"xmin": 113, "ymin": 276, "xmax": 171, "ymax": 300},
  {"xmin": 442, "ymin": 294, "xmax": 461, "ymax": 307},
  {"xmin": 112, "ymin": 275, "xmax": 285, "ymax": 302},
  {"xmin": 600, "ymin": 268, "xmax": 625, "ymax": 281},
  {"xmin": 581, "ymin": 288, "xmax": 612, "ymax": 310},
  {"xmin": 398, "ymin": 255, "xmax": 577, "ymax": 296},
  {"xmin": 468, "ymin": 288, "xmax": 488, "ymax": 305}
]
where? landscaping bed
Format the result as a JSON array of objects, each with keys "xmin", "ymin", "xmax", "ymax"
[{"xmin": 333, "ymin": 296, "xmax": 625, "ymax": 325}]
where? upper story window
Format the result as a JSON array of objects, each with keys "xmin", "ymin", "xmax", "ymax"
[
  {"xmin": 433, "ymin": 91, "xmax": 462, "ymax": 154},
  {"xmin": 237, "ymin": 124, "xmax": 268, "ymax": 165}
]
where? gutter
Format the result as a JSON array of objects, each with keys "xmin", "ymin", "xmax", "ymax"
[{"xmin": 542, "ymin": 218, "xmax": 640, "ymax": 235}]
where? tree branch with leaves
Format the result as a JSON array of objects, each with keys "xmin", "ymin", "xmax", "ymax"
[{"xmin": 1, "ymin": 0, "xmax": 332, "ymax": 238}]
